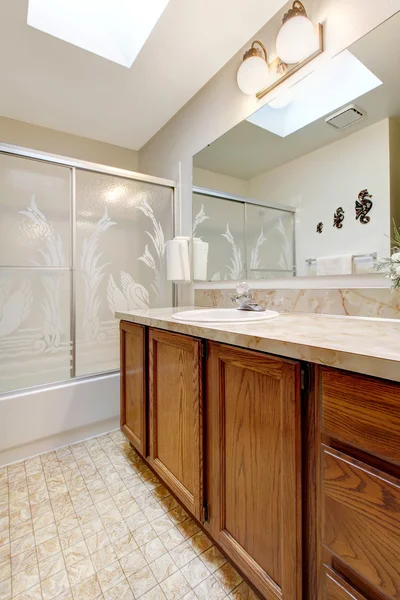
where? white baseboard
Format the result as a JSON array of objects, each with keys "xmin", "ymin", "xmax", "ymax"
[{"xmin": 0, "ymin": 372, "xmax": 120, "ymax": 467}]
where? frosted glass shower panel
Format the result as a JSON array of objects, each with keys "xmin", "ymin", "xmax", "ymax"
[
  {"xmin": 246, "ymin": 204, "xmax": 295, "ymax": 279},
  {"xmin": 75, "ymin": 171, "xmax": 173, "ymax": 376},
  {"xmin": 193, "ymin": 193, "xmax": 245, "ymax": 281},
  {"xmin": 0, "ymin": 154, "xmax": 71, "ymax": 267},
  {"xmin": 0, "ymin": 269, "xmax": 72, "ymax": 393}
]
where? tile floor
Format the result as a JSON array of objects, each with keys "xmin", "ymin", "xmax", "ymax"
[{"xmin": 0, "ymin": 430, "xmax": 258, "ymax": 600}]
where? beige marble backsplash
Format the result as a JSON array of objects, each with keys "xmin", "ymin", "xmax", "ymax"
[{"xmin": 194, "ymin": 288, "xmax": 400, "ymax": 319}]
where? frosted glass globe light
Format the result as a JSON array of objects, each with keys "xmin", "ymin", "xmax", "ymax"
[
  {"xmin": 237, "ymin": 41, "xmax": 271, "ymax": 95},
  {"xmin": 276, "ymin": 2, "xmax": 316, "ymax": 64}
]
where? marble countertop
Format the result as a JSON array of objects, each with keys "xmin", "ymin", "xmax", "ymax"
[{"xmin": 116, "ymin": 307, "xmax": 400, "ymax": 383}]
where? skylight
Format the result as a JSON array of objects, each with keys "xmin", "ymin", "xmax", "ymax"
[
  {"xmin": 27, "ymin": 0, "xmax": 170, "ymax": 67},
  {"xmin": 247, "ymin": 51, "xmax": 382, "ymax": 137}
]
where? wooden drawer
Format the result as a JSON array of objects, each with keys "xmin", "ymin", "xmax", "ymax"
[
  {"xmin": 324, "ymin": 567, "xmax": 368, "ymax": 600},
  {"xmin": 323, "ymin": 446, "xmax": 400, "ymax": 599},
  {"xmin": 321, "ymin": 368, "xmax": 400, "ymax": 465}
]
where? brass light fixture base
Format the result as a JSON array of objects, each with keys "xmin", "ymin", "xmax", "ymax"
[
  {"xmin": 242, "ymin": 40, "xmax": 268, "ymax": 63},
  {"xmin": 282, "ymin": 0, "xmax": 308, "ymax": 24},
  {"xmin": 256, "ymin": 22, "xmax": 323, "ymax": 101}
]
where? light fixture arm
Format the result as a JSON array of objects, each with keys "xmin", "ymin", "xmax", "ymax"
[
  {"xmin": 251, "ymin": 40, "xmax": 267, "ymax": 62},
  {"xmin": 242, "ymin": 40, "xmax": 268, "ymax": 64},
  {"xmin": 282, "ymin": 1, "xmax": 307, "ymax": 24}
]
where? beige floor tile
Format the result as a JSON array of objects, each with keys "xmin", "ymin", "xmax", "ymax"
[
  {"xmin": 37, "ymin": 537, "xmax": 62, "ymax": 563},
  {"xmin": 97, "ymin": 561, "xmax": 125, "ymax": 594},
  {"xmin": 10, "ymin": 533, "xmax": 35, "ymax": 557},
  {"xmin": 167, "ymin": 507, "xmax": 189, "ymax": 526},
  {"xmin": 180, "ymin": 557, "xmax": 210, "ymax": 589},
  {"xmin": 85, "ymin": 531, "xmax": 110, "ymax": 556},
  {"xmin": 0, "ymin": 531, "xmax": 9, "ymax": 548},
  {"xmin": 214, "ymin": 563, "xmax": 243, "ymax": 595},
  {"xmin": 199, "ymin": 546, "xmax": 227, "ymax": 573},
  {"xmin": 0, "ymin": 560, "xmax": 10, "ymax": 584},
  {"xmin": 118, "ymin": 501, "xmax": 139, "ymax": 521},
  {"xmin": 81, "ymin": 519, "xmax": 104, "ymax": 540},
  {"xmin": 125, "ymin": 512, "xmax": 148, "ymax": 533},
  {"xmin": 177, "ymin": 520, "xmax": 200, "ymax": 542},
  {"xmin": 39, "ymin": 552, "xmax": 65, "ymax": 581},
  {"xmin": 63, "ymin": 541, "xmax": 90, "ymax": 567},
  {"xmin": 105, "ymin": 522, "xmax": 129, "ymax": 545},
  {"xmin": 149, "ymin": 554, "xmax": 178, "ymax": 584},
  {"xmin": 132, "ymin": 524, "xmax": 157, "ymax": 548},
  {"xmin": 140, "ymin": 584, "xmax": 167, "ymax": 600},
  {"xmin": 11, "ymin": 548, "xmax": 37, "ymax": 576},
  {"xmin": 91, "ymin": 546, "xmax": 117, "ymax": 573},
  {"xmin": 159, "ymin": 528, "xmax": 185, "ymax": 552},
  {"xmin": 142, "ymin": 505, "xmax": 165, "ymax": 523},
  {"xmin": 142, "ymin": 538, "xmax": 167, "ymax": 563},
  {"xmin": 99, "ymin": 510, "xmax": 122, "ymax": 531},
  {"xmin": 59, "ymin": 528, "xmax": 83, "ymax": 552},
  {"xmin": 13, "ymin": 582, "xmax": 43, "ymax": 599},
  {"xmin": 66, "ymin": 557, "xmax": 94, "ymax": 587},
  {"xmin": 70, "ymin": 574, "xmax": 102, "ymax": 600},
  {"xmin": 102, "ymin": 579, "xmax": 133, "ymax": 600},
  {"xmin": 159, "ymin": 570, "xmax": 191, "ymax": 600},
  {"xmin": 111, "ymin": 534, "xmax": 138, "ymax": 561},
  {"xmin": 35, "ymin": 524, "xmax": 58, "ymax": 546},
  {"xmin": 0, "ymin": 546, "xmax": 9, "ymax": 567},
  {"xmin": 119, "ymin": 549, "xmax": 146, "ymax": 579},
  {"xmin": 41, "ymin": 569, "xmax": 70, "ymax": 600},
  {"xmin": 0, "ymin": 577, "xmax": 11, "ymax": 600},
  {"xmin": 12, "ymin": 564, "xmax": 40, "ymax": 596},
  {"xmin": 57, "ymin": 517, "xmax": 79, "ymax": 537},
  {"xmin": 128, "ymin": 565, "xmax": 157, "ymax": 599},
  {"xmin": 32, "ymin": 512, "xmax": 55, "ymax": 533},
  {"xmin": 95, "ymin": 500, "xmax": 116, "ymax": 518},
  {"xmin": 194, "ymin": 575, "xmax": 226, "ymax": 600},
  {"xmin": 159, "ymin": 496, "xmax": 179, "ymax": 514},
  {"xmin": 10, "ymin": 522, "xmax": 33, "ymax": 543},
  {"xmin": 168, "ymin": 543, "xmax": 196, "ymax": 570}
]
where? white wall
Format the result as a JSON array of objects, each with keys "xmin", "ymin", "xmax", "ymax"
[
  {"xmin": 193, "ymin": 167, "xmax": 249, "ymax": 197},
  {"xmin": 139, "ymin": 0, "xmax": 400, "ymax": 294},
  {"xmin": 0, "ymin": 116, "xmax": 139, "ymax": 171},
  {"xmin": 248, "ymin": 119, "xmax": 391, "ymax": 275}
]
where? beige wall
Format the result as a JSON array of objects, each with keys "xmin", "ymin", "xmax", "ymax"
[
  {"xmin": 193, "ymin": 167, "xmax": 249, "ymax": 197},
  {"xmin": 0, "ymin": 116, "xmax": 139, "ymax": 171},
  {"xmin": 139, "ymin": 0, "xmax": 400, "ymax": 240},
  {"xmin": 389, "ymin": 119, "xmax": 400, "ymax": 233}
]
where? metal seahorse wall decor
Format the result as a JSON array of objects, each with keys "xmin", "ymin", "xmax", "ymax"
[
  {"xmin": 355, "ymin": 189, "xmax": 373, "ymax": 224},
  {"xmin": 333, "ymin": 207, "xmax": 345, "ymax": 229},
  {"xmin": 316, "ymin": 222, "xmax": 323, "ymax": 234}
]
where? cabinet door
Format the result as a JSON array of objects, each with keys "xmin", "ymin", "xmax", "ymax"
[
  {"xmin": 323, "ymin": 446, "xmax": 400, "ymax": 599},
  {"xmin": 324, "ymin": 568, "xmax": 368, "ymax": 600},
  {"xmin": 207, "ymin": 342, "xmax": 302, "ymax": 600},
  {"xmin": 120, "ymin": 321, "xmax": 147, "ymax": 456},
  {"xmin": 149, "ymin": 329, "xmax": 203, "ymax": 520}
]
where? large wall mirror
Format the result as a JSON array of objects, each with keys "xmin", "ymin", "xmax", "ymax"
[{"xmin": 192, "ymin": 12, "xmax": 400, "ymax": 282}]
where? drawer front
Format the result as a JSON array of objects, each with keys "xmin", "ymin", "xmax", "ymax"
[
  {"xmin": 321, "ymin": 368, "xmax": 400, "ymax": 465},
  {"xmin": 323, "ymin": 446, "xmax": 400, "ymax": 599},
  {"xmin": 324, "ymin": 568, "xmax": 367, "ymax": 600}
]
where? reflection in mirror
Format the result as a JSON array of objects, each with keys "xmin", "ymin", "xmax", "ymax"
[{"xmin": 192, "ymin": 12, "xmax": 400, "ymax": 282}]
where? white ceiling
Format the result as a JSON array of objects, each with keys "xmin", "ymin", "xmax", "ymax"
[
  {"xmin": 0, "ymin": 0, "xmax": 288, "ymax": 150},
  {"xmin": 194, "ymin": 11, "xmax": 400, "ymax": 180}
]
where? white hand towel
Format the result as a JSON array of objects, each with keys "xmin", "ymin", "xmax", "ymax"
[
  {"xmin": 316, "ymin": 254, "xmax": 353, "ymax": 276},
  {"xmin": 353, "ymin": 255, "xmax": 374, "ymax": 274},
  {"xmin": 166, "ymin": 237, "xmax": 191, "ymax": 282},
  {"xmin": 193, "ymin": 238, "xmax": 209, "ymax": 281}
]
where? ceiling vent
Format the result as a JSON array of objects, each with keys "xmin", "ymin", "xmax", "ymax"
[{"xmin": 325, "ymin": 104, "xmax": 365, "ymax": 130}]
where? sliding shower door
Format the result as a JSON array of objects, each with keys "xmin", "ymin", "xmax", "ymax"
[
  {"xmin": 75, "ymin": 171, "xmax": 173, "ymax": 376},
  {"xmin": 0, "ymin": 148, "xmax": 174, "ymax": 393},
  {"xmin": 0, "ymin": 154, "xmax": 73, "ymax": 392}
]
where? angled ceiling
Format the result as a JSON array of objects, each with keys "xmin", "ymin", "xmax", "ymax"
[{"xmin": 0, "ymin": 0, "xmax": 287, "ymax": 150}]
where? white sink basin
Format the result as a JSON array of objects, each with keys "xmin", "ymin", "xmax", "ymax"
[{"xmin": 171, "ymin": 308, "xmax": 279, "ymax": 324}]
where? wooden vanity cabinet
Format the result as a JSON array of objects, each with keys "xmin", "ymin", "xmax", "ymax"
[
  {"xmin": 320, "ymin": 368, "xmax": 400, "ymax": 600},
  {"xmin": 206, "ymin": 342, "xmax": 303, "ymax": 600},
  {"xmin": 148, "ymin": 329, "xmax": 204, "ymax": 520},
  {"xmin": 120, "ymin": 321, "xmax": 147, "ymax": 457}
]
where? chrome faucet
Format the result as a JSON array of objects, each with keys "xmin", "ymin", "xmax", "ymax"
[{"xmin": 230, "ymin": 282, "xmax": 266, "ymax": 312}]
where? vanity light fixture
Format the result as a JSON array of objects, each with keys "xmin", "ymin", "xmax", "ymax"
[
  {"xmin": 237, "ymin": 1, "xmax": 323, "ymax": 100},
  {"xmin": 276, "ymin": 1, "xmax": 317, "ymax": 65},
  {"xmin": 237, "ymin": 40, "xmax": 271, "ymax": 95}
]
